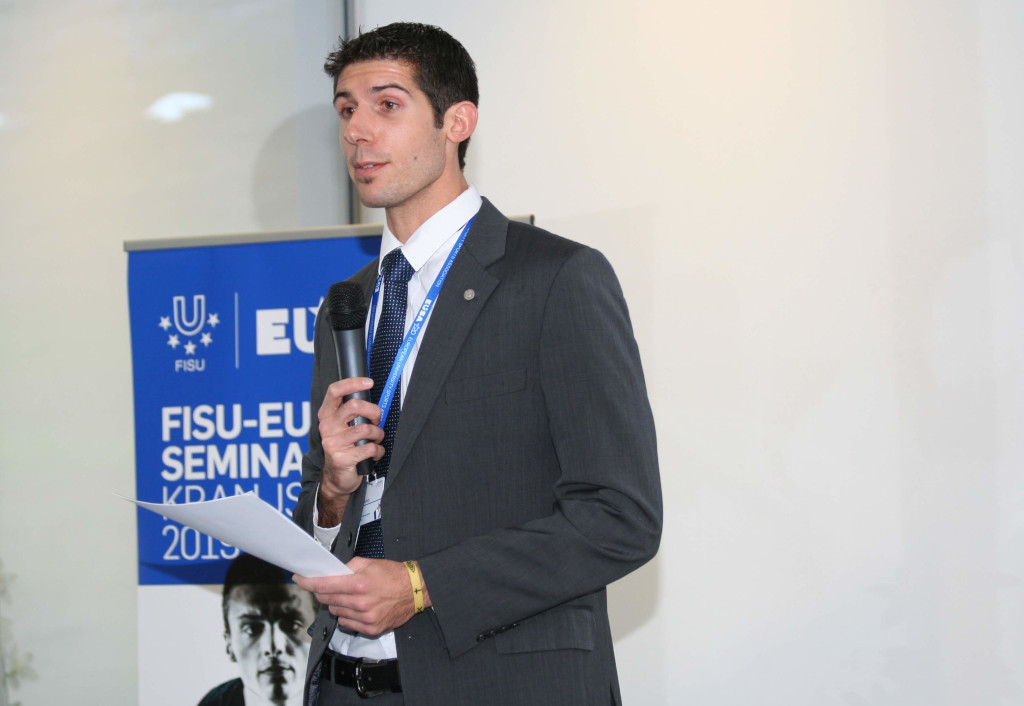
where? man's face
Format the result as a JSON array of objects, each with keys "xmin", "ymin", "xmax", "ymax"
[
  {"xmin": 224, "ymin": 583, "xmax": 314, "ymax": 706},
  {"xmin": 333, "ymin": 59, "xmax": 451, "ymax": 214}
]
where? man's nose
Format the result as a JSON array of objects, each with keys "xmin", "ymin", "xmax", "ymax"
[
  {"xmin": 263, "ymin": 625, "xmax": 283, "ymax": 655},
  {"xmin": 343, "ymin": 109, "xmax": 373, "ymax": 145}
]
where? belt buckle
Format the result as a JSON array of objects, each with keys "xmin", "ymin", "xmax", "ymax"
[{"xmin": 354, "ymin": 660, "xmax": 384, "ymax": 699}]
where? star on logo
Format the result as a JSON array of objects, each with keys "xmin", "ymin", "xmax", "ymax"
[
  {"xmin": 167, "ymin": 334, "xmax": 180, "ymax": 349},
  {"xmin": 158, "ymin": 316, "xmax": 172, "ymax": 331},
  {"xmin": 207, "ymin": 313, "xmax": 220, "ymax": 328},
  {"xmin": 200, "ymin": 332, "xmax": 213, "ymax": 347},
  {"xmin": 184, "ymin": 340, "xmax": 197, "ymax": 355}
]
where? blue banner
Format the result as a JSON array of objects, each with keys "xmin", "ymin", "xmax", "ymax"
[{"xmin": 127, "ymin": 235, "xmax": 379, "ymax": 585}]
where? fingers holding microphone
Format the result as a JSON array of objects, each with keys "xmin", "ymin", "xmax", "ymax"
[{"xmin": 317, "ymin": 377, "xmax": 385, "ymax": 520}]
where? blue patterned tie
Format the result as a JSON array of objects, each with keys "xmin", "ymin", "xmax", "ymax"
[{"xmin": 354, "ymin": 249, "xmax": 414, "ymax": 559}]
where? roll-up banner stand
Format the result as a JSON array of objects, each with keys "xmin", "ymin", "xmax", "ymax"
[
  {"xmin": 126, "ymin": 225, "xmax": 380, "ymax": 706},
  {"xmin": 125, "ymin": 215, "xmax": 532, "ymax": 705}
]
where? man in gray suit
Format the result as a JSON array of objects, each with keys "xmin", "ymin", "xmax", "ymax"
[{"xmin": 293, "ymin": 22, "xmax": 661, "ymax": 705}]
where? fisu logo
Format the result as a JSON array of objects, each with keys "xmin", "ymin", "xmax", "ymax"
[
  {"xmin": 172, "ymin": 294, "xmax": 206, "ymax": 336},
  {"xmin": 158, "ymin": 294, "xmax": 221, "ymax": 372}
]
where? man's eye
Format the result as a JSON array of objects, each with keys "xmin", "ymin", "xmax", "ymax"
[
  {"xmin": 280, "ymin": 619, "xmax": 305, "ymax": 636},
  {"xmin": 381, "ymin": 101, "xmax": 398, "ymax": 111},
  {"xmin": 338, "ymin": 106, "xmax": 355, "ymax": 119},
  {"xmin": 241, "ymin": 622, "xmax": 265, "ymax": 638}
]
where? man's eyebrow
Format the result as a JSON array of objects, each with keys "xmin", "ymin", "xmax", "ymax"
[
  {"xmin": 334, "ymin": 83, "xmax": 412, "ymax": 103},
  {"xmin": 236, "ymin": 612, "xmax": 267, "ymax": 620},
  {"xmin": 370, "ymin": 83, "xmax": 412, "ymax": 95}
]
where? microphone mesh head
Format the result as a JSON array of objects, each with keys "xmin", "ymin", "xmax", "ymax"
[{"xmin": 326, "ymin": 282, "xmax": 367, "ymax": 331}]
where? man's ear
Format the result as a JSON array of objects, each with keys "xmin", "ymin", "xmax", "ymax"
[
  {"xmin": 445, "ymin": 101, "xmax": 478, "ymax": 146},
  {"xmin": 224, "ymin": 632, "xmax": 236, "ymax": 662}
]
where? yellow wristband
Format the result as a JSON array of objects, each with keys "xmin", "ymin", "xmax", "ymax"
[{"xmin": 404, "ymin": 560, "xmax": 425, "ymax": 614}]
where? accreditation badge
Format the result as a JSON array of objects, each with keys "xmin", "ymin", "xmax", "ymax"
[{"xmin": 360, "ymin": 475, "xmax": 385, "ymax": 525}]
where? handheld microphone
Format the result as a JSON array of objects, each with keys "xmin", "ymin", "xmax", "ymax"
[{"xmin": 326, "ymin": 281, "xmax": 374, "ymax": 476}]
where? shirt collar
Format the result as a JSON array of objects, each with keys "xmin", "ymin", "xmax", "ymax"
[{"xmin": 378, "ymin": 185, "xmax": 483, "ymax": 273}]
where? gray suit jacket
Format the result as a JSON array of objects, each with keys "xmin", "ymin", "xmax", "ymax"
[{"xmin": 294, "ymin": 199, "xmax": 661, "ymax": 706}]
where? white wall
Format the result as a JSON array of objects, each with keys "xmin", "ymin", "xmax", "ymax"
[
  {"xmin": 2, "ymin": 0, "xmax": 1023, "ymax": 703},
  {"xmin": 359, "ymin": 1, "xmax": 1024, "ymax": 703}
]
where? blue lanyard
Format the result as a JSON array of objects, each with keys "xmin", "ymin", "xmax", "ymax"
[{"xmin": 366, "ymin": 215, "xmax": 476, "ymax": 429}]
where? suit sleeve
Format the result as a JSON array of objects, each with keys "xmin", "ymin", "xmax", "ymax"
[{"xmin": 416, "ymin": 246, "xmax": 662, "ymax": 658}]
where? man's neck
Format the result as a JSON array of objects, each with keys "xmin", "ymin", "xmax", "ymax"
[{"xmin": 385, "ymin": 173, "xmax": 469, "ymax": 243}]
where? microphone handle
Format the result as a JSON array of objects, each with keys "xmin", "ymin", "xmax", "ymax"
[{"xmin": 332, "ymin": 327, "xmax": 375, "ymax": 476}]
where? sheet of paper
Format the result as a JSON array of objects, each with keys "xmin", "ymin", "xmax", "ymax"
[{"xmin": 120, "ymin": 491, "xmax": 350, "ymax": 578}]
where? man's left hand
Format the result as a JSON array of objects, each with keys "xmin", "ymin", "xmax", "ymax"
[{"xmin": 294, "ymin": 557, "xmax": 430, "ymax": 637}]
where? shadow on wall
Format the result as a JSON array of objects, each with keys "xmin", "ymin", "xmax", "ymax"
[{"xmin": 251, "ymin": 105, "xmax": 349, "ymax": 231}]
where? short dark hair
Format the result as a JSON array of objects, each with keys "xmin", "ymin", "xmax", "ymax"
[
  {"xmin": 220, "ymin": 553, "xmax": 292, "ymax": 632},
  {"xmin": 324, "ymin": 22, "xmax": 479, "ymax": 170}
]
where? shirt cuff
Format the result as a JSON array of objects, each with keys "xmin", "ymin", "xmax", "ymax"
[{"xmin": 312, "ymin": 483, "xmax": 342, "ymax": 549}]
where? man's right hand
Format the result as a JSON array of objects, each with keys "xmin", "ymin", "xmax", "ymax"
[{"xmin": 316, "ymin": 377, "xmax": 385, "ymax": 526}]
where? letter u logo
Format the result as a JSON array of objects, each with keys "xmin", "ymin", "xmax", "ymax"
[{"xmin": 172, "ymin": 295, "xmax": 207, "ymax": 336}]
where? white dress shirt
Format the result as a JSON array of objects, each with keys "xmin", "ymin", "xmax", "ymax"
[{"xmin": 312, "ymin": 185, "xmax": 483, "ymax": 659}]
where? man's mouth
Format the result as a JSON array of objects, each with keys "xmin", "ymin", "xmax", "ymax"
[
  {"xmin": 260, "ymin": 660, "xmax": 295, "ymax": 682},
  {"xmin": 260, "ymin": 659, "xmax": 296, "ymax": 676}
]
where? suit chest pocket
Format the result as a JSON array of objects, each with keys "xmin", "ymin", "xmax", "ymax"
[{"xmin": 445, "ymin": 368, "xmax": 528, "ymax": 404}]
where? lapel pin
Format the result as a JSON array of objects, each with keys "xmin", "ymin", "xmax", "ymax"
[{"xmin": 463, "ymin": 289, "xmax": 476, "ymax": 301}]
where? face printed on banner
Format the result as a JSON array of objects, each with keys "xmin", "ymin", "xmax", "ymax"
[
  {"xmin": 224, "ymin": 583, "xmax": 315, "ymax": 706},
  {"xmin": 333, "ymin": 59, "xmax": 453, "ymax": 218}
]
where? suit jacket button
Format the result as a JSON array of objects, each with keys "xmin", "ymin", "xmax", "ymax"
[
  {"xmin": 323, "ymin": 626, "xmax": 329, "ymax": 640},
  {"xmin": 346, "ymin": 531, "xmax": 354, "ymax": 547}
]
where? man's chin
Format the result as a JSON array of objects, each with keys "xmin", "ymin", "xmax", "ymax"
[
  {"xmin": 249, "ymin": 673, "xmax": 297, "ymax": 704},
  {"xmin": 356, "ymin": 191, "xmax": 391, "ymax": 209},
  {"xmin": 351, "ymin": 180, "xmax": 398, "ymax": 210}
]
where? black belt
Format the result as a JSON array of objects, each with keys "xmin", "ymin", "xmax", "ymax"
[{"xmin": 321, "ymin": 650, "xmax": 402, "ymax": 698}]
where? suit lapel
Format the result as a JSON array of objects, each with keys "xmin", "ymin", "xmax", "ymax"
[{"xmin": 383, "ymin": 199, "xmax": 508, "ymax": 489}]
